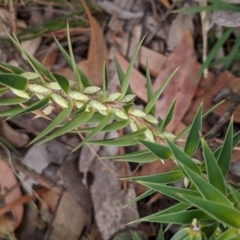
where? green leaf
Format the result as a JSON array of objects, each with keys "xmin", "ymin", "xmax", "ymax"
[
  {"xmin": 114, "ymin": 56, "xmax": 132, "ymax": 95},
  {"xmin": 88, "ymin": 137, "xmax": 140, "ymax": 147},
  {"xmin": 0, "ymin": 97, "xmax": 28, "ymax": 106},
  {"xmin": 228, "ymin": 185, "xmax": 240, "ymax": 209},
  {"xmin": 137, "ymin": 182, "xmax": 201, "ymax": 203},
  {"xmin": 158, "ymin": 99, "xmax": 176, "ymax": 132},
  {"xmin": 195, "ymin": 28, "xmax": 233, "ymax": 81},
  {"xmin": 122, "ymin": 170, "xmax": 183, "ymax": 184},
  {"xmin": 29, "ymin": 101, "xmax": 73, "ymax": 145},
  {"xmin": 53, "ymin": 36, "xmax": 92, "ymax": 87},
  {"xmin": 53, "ymin": 73, "xmax": 69, "ymax": 94},
  {"xmin": 66, "ymin": 22, "xmax": 82, "ymax": 90},
  {"xmin": 170, "ymin": 228, "xmax": 191, "ymax": 240},
  {"xmin": 201, "ymin": 138, "xmax": 226, "ymax": 195},
  {"xmin": 179, "ymin": 194, "xmax": 240, "ymax": 229},
  {"xmin": 102, "ymin": 149, "xmax": 150, "ymax": 159},
  {"xmin": 120, "ymin": 37, "xmax": 145, "ymax": 99},
  {"xmin": 215, "ymin": 228, "xmax": 240, "ymax": 240},
  {"xmin": 0, "ymin": 106, "xmax": 24, "ymax": 117},
  {"xmin": 39, "ymin": 107, "xmax": 94, "ymax": 144},
  {"xmin": 146, "ymin": 63, "xmax": 155, "ymax": 116},
  {"xmin": 144, "ymin": 67, "xmax": 179, "ymax": 114},
  {"xmin": 183, "ymin": 166, "xmax": 231, "ymax": 207},
  {"xmin": 138, "ymin": 139, "xmax": 172, "ymax": 160},
  {"xmin": 156, "ymin": 225, "xmax": 165, "ymax": 240},
  {"xmin": 0, "ymin": 62, "xmax": 25, "ymax": 74},
  {"xmin": 217, "ymin": 119, "xmax": 233, "ymax": 177},
  {"xmin": 71, "ymin": 110, "xmax": 113, "ymax": 152},
  {"xmin": 166, "ymin": 138, "xmax": 201, "ymax": 175},
  {"xmin": 184, "ymin": 104, "xmax": 202, "ymax": 156},
  {"xmin": 7, "ymin": 96, "xmax": 50, "ymax": 119},
  {"xmin": 0, "ymin": 74, "xmax": 27, "ymax": 90},
  {"xmin": 102, "ymin": 60, "xmax": 108, "ymax": 101},
  {"xmin": 140, "ymin": 209, "xmax": 210, "ymax": 224},
  {"xmin": 124, "ymin": 189, "xmax": 155, "ymax": 208},
  {"xmin": 0, "ymin": 87, "xmax": 8, "ymax": 95},
  {"xmin": 116, "ymin": 153, "xmax": 158, "ymax": 163}
]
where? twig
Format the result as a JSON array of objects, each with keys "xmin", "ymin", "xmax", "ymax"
[{"xmin": 207, "ymin": 88, "xmax": 240, "ymax": 138}]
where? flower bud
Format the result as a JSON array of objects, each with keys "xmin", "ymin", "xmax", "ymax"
[
  {"xmin": 10, "ymin": 88, "xmax": 30, "ymax": 99},
  {"xmin": 106, "ymin": 93, "xmax": 121, "ymax": 102},
  {"xmin": 45, "ymin": 82, "xmax": 61, "ymax": 90},
  {"xmin": 51, "ymin": 94, "xmax": 68, "ymax": 108},
  {"xmin": 28, "ymin": 84, "xmax": 51, "ymax": 95},
  {"xmin": 113, "ymin": 109, "xmax": 128, "ymax": 119},
  {"xmin": 69, "ymin": 91, "xmax": 89, "ymax": 101},
  {"xmin": 83, "ymin": 86, "xmax": 101, "ymax": 94},
  {"xmin": 89, "ymin": 100, "xmax": 107, "ymax": 111},
  {"xmin": 129, "ymin": 107, "xmax": 147, "ymax": 117},
  {"xmin": 120, "ymin": 94, "xmax": 135, "ymax": 103}
]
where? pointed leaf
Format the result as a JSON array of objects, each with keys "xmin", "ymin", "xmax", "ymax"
[
  {"xmin": 158, "ymin": 99, "xmax": 177, "ymax": 132},
  {"xmin": 166, "ymin": 138, "xmax": 201, "ymax": 175},
  {"xmin": 156, "ymin": 225, "xmax": 165, "ymax": 240},
  {"xmin": 180, "ymin": 195, "xmax": 240, "ymax": 229},
  {"xmin": 183, "ymin": 166, "xmax": 231, "ymax": 207},
  {"xmin": 102, "ymin": 149, "xmax": 150, "ymax": 159},
  {"xmin": 0, "ymin": 62, "xmax": 25, "ymax": 74},
  {"xmin": 137, "ymin": 182, "xmax": 201, "ymax": 203},
  {"xmin": 66, "ymin": 23, "xmax": 83, "ymax": 90},
  {"xmin": 29, "ymin": 101, "xmax": 73, "ymax": 145},
  {"xmin": 116, "ymin": 153, "xmax": 158, "ymax": 163},
  {"xmin": 53, "ymin": 73, "xmax": 69, "ymax": 94},
  {"xmin": 144, "ymin": 67, "xmax": 179, "ymax": 114},
  {"xmin": 123, "ymin": 170, "xmax": 183, "ymax": 183},
  {"xmin": 102, "ymin": 60, "xmax": 108, "ymax": 101},
  {"xmin": 39, "ymin": 107, "xmax": 94, "ymax": 144},
  {"xmin": 138, "ymin": 139, "xmax": 172, "ymax": 160},
  {"xmin": 215, "ymin": 229, "xmax": 240, "ymax": 240},
  {"xmin": 146, "ymin": 63, "xmax": 155, "ymax": 116},
  {"xmin": 71, "ymin": 110, "xmax": 113, "ymax": 152},
  {"xmin": 88, "ymin": 137, "xmax": 139, "ymax": 147},
  {"xmin": 0, "ymin": 97, "xmax": 28, "ymax": 105},
  {"xmin": 120, "ymin": 37, "xmax": 145, "ymax": 99},
  {"xmin": 201, "ymin": 138, "xmax": 226, "ymax": 194},
  {"xmin": 53, "ymin": 36, "xmax": 92, "ymax": 87},
  {"xmin": 8, "ymin": 96, "xmax": 50, "ymax": 119},
  {"xmin": 184, "ymin": 104, "xmax": 202, "ymax": 156},
  {"xmin": 0, "ymin": 106, "xmax": 24, "ymax": 117},
  {"xmin": 114, "ymin": 56, "xmax": 132, "ymax": 95},
  {"xmin": 0, "ymin": 74, "xmax": 27, "ymax": 90},
  {"xmin": 217, "ymin": 119, "xmax": 233, "ymax": 177},
  {"xmin": 124, "ymin": 189, "xmax": 155, "ymax": 208}
]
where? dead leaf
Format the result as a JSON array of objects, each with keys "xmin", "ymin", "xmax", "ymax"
[
  {"xmin": 160, "ymin": 0, "xmax": 171, "ymax": 9},
  {"xmin": 0, "ymin": 158, "xmax": 23, "ymax": 229},
  {"xmin": 154, "ymin": 31, "xmax": 200, "ymax": 132},
  {"xmin": 80, "ymin": 0, "xmax": 108, "ymax": 86},
  {"xmin": 139, "ymin": 46, "xmax": 166, "ymax": 77},
  {"xmin": 40, "ymin": 51, "xmax": 59, "ymax": 70},
  {"xmin": 41, "ymin": 190, "xmax": 88, "ymax": 240},
  {"xmin": 0, "ymin": 121, "xmax": 29, "ymax": 148}
]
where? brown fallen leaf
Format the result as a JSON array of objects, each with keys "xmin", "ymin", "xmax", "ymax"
[
  {"xmin": 80, "ymin": 0, "xmax": 108, "ymax": 86},
  {"xmin": 160, "ymin": 0, "xmax": 171, "ymax": 9},
  {"xmin": 154, "ymin": 30, "xmax": 200, "ymax": 133},
  {"xmin": 0, "ymin": 157, "xmax": 23, "ymax": 229},
  {"xmin": 139, "ymin": 46, "xmax": 166, "ymax": 77},
  {"xmin": 40, "ymin": 51, "xmax": 59, "ymax": 70}
]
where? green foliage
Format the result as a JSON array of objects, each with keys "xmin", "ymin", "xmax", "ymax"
[{"xmin": 1, "ymin": 29, "xmax": 240, "ymax": 240}]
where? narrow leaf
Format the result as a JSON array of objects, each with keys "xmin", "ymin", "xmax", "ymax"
[
  {"xmin": 0, "ymin": 62, "xmax": 24, "ymax": 74},
  {"xmin": 120, "ymin": 37, "xmax": 145, "ymax": 99},
  {"xmin": 0, "ymin": 74, "xmax": 27, "ymax": 90},
  {"xmin": 217, "ymin": 119, "xmax": 233, "ymax": 177},
  {"xmin": 138, "ymin": 139, "xmax": 172, "ymax": 160},
  {"xmin": 184, "ymin": 104, "xmax": 202, "ymax": 156},
  {"xmin": 166, "ymin": 138, "xmax": 201, "ymax": 175},
  {"xmin": 215, "ymin": 229, "xmax": 240, "ymax": 240},
  {"xmin": 158, "ymin": 99, "xmax": 177, "ymax": 132},
  {"xmin": 39, "ymin": 107, "xmax": 94, "ymax": 144},
  {"xmin": 71, "ymin": 110, "xmax": 113, "ymax": 152},
  {"xmin": 53, "ymin": 36, "xmax": 92, "ymax": 87},
  {"xmin": 29, "ymin": 101, "xmax": 73, "ymax": 145},
  {"xmin": 183, "ymin": 166, "xmax": 231, "ymax": 207},
  {"xmin": 102, "ymin": 149, "xmax": 150, "ymax": 159},
  {"xmin": 144, "ymin": 67, "xmax": 179, "ymax": 114},
  {"xmin": 116, "ymin": 153, "xmax": 158, "ymax": 163},
  {"xmin": 156, "ymin": 225, "xmax": 165, "ymax": 240},
  {"xmin": 180, "ymin": 195, "xmax": 240, "ymax": 229},
  {"xmin": 0, "ymin": 97, "xmax": 28, "ymax": 105},
  {"xmin": 201, "ymin": 138, "xmax": 226, "ymax": 195},
  {"xmin": 146, "ymin": 62, "xmax": 155, "ymax": 116},
  {"xmin": 102, "ymin": 60, "xmax": 108, "ymax": 101}
]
